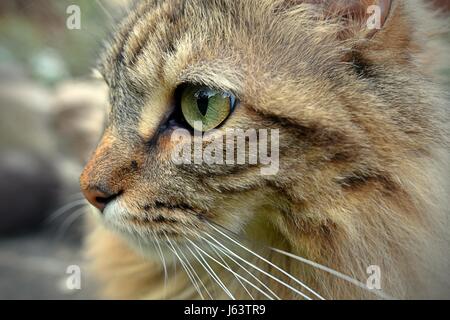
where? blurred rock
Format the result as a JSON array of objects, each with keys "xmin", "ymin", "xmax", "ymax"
[
  {"xmin": 0, "ymin": 150, "xmax": 61, "ymax": 235},
  {"xmin": 0, "ymin": 62, "xmax": 107, "ymax": 235},
  {"xmin": 0, "ymin": 77, "xmax": 56, "ymax": 155},
  {"xmin": 53, "ymin": 80, "xmax": 107, "ymax": 164},
  {"xmin": 0, "ymin": 61, "xmax": 106, "ymax": 298},
  {"xmin": 30, "ymin": 48, "xmax": 69, "ymax": 85},
  {"xmin": 0, "ymin": 0, "xmax": 113, "ymax": 299},
  {"xmin": 0, "ymin": 232, "xmax": 96, "ymax": 299}
]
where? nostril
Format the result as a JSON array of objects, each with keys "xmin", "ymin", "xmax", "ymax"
[
  {"xmin": 82, "ymin": 188, "xmax": 120, "ymax": 212},
  {"xmin": 95, "ymin": 195, "xmax": 115, "ymax": 205}
]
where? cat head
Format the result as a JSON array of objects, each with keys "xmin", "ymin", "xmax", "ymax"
[{"xmin": 80, "ymin": 0, "xmax": 438, "ymax": 250}]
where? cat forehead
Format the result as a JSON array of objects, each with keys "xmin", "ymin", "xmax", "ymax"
[
  {"xmin": 98, "ymin": 0, "xmax": 336, "ymax": 79},
  {"xmin": 101, "ymin": 1, "xmax": 230, "ymax": 65},
  {"xmin": 99, "ymin": 0, "xmax": 247, "ymax": 92},
  {"xmin": 98, "ymin": 0, "xmax": 350, "ymax": 124}
]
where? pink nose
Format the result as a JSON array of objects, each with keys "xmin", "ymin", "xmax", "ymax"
[{"xmin": 82, "ymin": 188, "xmax": 117, "ymax": 212}]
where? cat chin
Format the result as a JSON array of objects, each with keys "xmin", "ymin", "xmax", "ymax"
[
  {"xmin": 101, "ymin": 213, "xmax": 211, "ymax": 266},
  {"xmin": 101, "ymin": 200, "xmax": 128, "ymax": 227},
  {"xmin": 101, "ymin": 199, "xmax": 202, "ymax": 250},
  {"xmin": 124, "ymin": 236, "xmax": 180, "ymax": 265}
]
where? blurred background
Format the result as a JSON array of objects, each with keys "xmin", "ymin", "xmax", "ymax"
[
  {"xmin": 0, "ymin": 0, "xmax": 449, "ymax": 300},
  {"xmin": 0, "ymin": 0, "xmax": 129, "ymax": 299}
]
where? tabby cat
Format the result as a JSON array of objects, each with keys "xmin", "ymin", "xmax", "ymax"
[{"xmin": 80, "ymin": 0, "xmax": 450, "ymax": 299}]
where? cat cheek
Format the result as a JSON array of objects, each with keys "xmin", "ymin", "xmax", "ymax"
[{"xmin": 155, "ymin": 130, "xmax": 185, "ymax": 161}]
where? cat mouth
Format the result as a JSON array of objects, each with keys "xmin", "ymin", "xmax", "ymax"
[{"xmin": 102, "ymin": 199, "xmax": 206, "ymax": 240}]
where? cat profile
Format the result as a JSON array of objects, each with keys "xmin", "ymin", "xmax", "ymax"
[{"xmin": 80, "ymin": 0, "xmax": 450, "ymax": 299}]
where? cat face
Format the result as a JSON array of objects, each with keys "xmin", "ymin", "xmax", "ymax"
[{"xmin": 81, "ymin": 0, "xmax": 406, "ymax": 248}]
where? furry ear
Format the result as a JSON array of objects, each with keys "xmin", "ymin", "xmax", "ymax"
[{"xmin": 304, "ymin": 0, "xmax": 393, "ymax": 38}]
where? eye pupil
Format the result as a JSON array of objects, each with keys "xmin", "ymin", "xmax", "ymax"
[
  {"xmin": 179, "ymin": 84, "xmax": 236, "ymax": 132},
  {"xmin": 196, "ymin": 91, "xmax": 210, "ymax": 116}
]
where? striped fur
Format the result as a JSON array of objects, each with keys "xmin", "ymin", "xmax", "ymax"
[{"xmin": 81, "ymin": 0, "xmax": 450, "ymax": 299}]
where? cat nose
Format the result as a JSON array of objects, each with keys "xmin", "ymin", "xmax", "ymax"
[
  {"xmin": 82, "ymin": 188, "xmax": 118, "ymax": 212},
  {"xmin": 79, "ymin": 131, "xmax": 133, "ymax": 212}
]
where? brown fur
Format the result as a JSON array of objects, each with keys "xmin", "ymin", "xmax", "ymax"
[{"xmin": 81, "ymin": 0, "xmax": 450, "ymax": 299}]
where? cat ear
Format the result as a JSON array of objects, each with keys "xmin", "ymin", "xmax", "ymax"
[{"xmin": 304, "ymin": 0, "xmax": 393, "ymax": 38}]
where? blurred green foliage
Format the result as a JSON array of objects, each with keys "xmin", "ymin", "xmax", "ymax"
[
  {"xmin": 0, "ymin": 0, "xmax": 114, "ymax": 85},
  {"xmin": 0, "ymin": 0, "xmax": 449, "ymax": 88}
]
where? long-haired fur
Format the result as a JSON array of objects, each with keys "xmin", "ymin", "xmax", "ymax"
[{"xmin": 82, "ymin": 0, "xmax": 450, "ymax": 299}]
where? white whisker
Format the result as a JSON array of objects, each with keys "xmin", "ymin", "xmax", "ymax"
[
  {"xmin": 187, "ymin": 239, "xmax": 274, "ymax": 300},
  {"xmin": 164, "ymin": 235, "xmax": 204, "ymax": 299},
  {"xmin": 202, "ymin": 232, "xmax": 313, "ymax": 300},
  {"xmin": 185, "ymin": 241, "xmax": 235, "ymax": 300},
  {"xmin": 208, "ymin": 223, "xmax": 324, "ymax": 300},
  {"xmin": 151, "ymin": 232, "xmax": 168, "ymax": 298},
  {"xmin": 208, "ymin": 242, "xmax": 255, "ymax": 300},
  {"xmin": 206, "ymin": 237, "xmax": 280, "ymax": 300},
  {"xmin": 61, "ymin": 192, "xmax": 84, "ymax": 201},
  {"xmin": 45, "ymin": 199, "xmax": 87, "ymax": 224},
  {"xmin": 54, "ymin": 207, "xmax": 85, "ymax": 241},
  {"xmin": 177, "ymin": 241, "xmax": 213, "ymax": 300},
  {"xmin": 184, "ymin": 244, "xmax": 223, "ymax": 299},
  {"xmin": 271, "ymin": 247, "xmax": 394, "ymax": 300},
  {"xmin": 95, "ymin": 0, "xmax": 115, "ymax": 22}
]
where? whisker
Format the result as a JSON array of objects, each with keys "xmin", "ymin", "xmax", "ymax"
[
  {"xmin": 208, "ymin": 222, "xmax": 394, "ymax": 299},
  {"xmin": 95, "ymin": 0, "xmax": 115, "ymax": 22},
  {"xmin": 184, "ymin": 244, "xmax": 222, "ymax": 299},
  {"xmin": 177, "ymin": 242, "xmax": 214, "ymax": 300},
  {"xmin": 61, "ymin": 192, "xmax": 84, "ymax": 201},
  {"xmin": 187, "ymin": 239, "xmax": 274, "ymax": 300},
  {"xmin": 164, "ymin": 235, "xmax": 205, "ymax": 300},
  {"xmin": 44, "ymin": 199, "xmax": 87, "ymax": 224},
  {"xmin": 185, "ymin": 241, "xmax": 235, "ymax": 300},
  {"xmin": 271, "ymin": 247, "xmax": 394, "ymax": 300},
  {"xmin": 202, "ymin": 232, "xmax": 313, "ymax": 300},
  {"xmin": 207, "ymin": 223, "xmax": 324, "ymax": 300},
  {"xmin": 208, "ymin": 242, "xmax": 255, "ymax": 300},
  {"xmin": 206, "ymin": 238, "xmax": 280, "ymax": 300},
  {"xmin": 54, "ymin": 207, "xmax": 85, "ymax": 241},
  {"xmin": 151, "ymin": 232, "xmax": 168, "ymax": 298}
]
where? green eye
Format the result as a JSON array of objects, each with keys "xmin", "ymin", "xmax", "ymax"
[{"xmin": 180, "ymin": 85, "xmax": 236, "ymax": 132}]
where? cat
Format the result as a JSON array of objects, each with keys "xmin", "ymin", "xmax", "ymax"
[{"xmin": 80, "ymin": 0, "xmax": 450, "ymax": 299}]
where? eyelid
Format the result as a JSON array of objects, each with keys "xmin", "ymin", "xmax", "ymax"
[
  {"xmin": 177, "ymin": 84, "xmax": 239, "ymax": 114},
  {"xmin": 176, "ymin": 82, "xmax": 239, "ymax": 102},
  {"xmin": 176, "ymin": 72, "xmax": 242, "ymax": 99}
]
